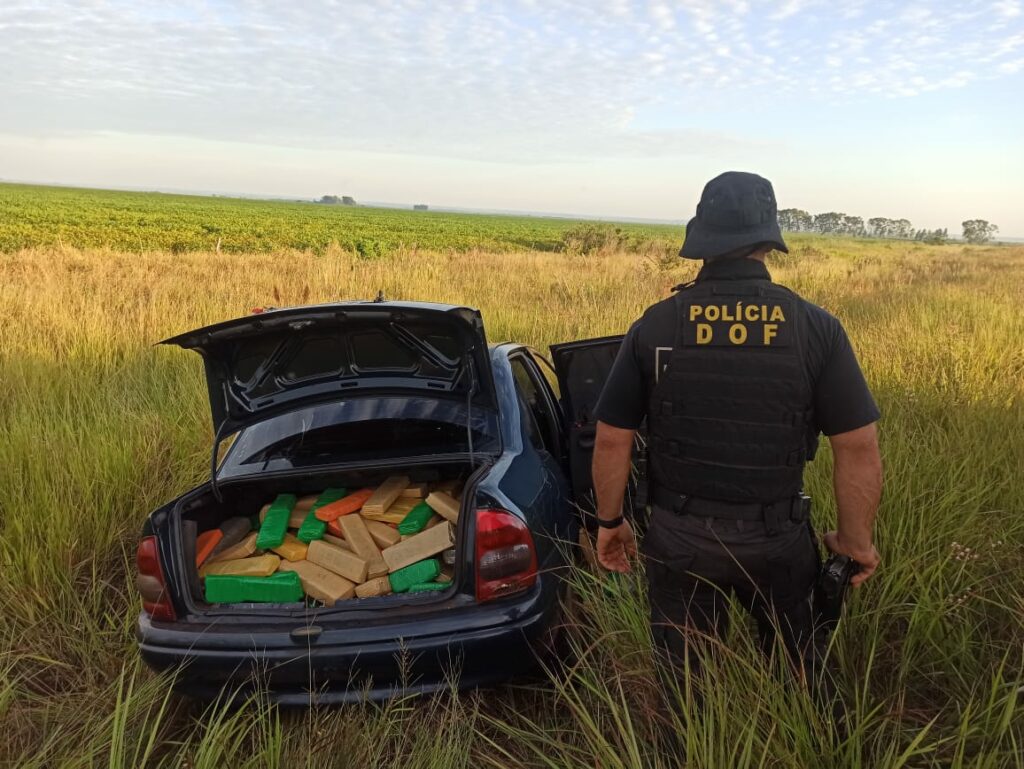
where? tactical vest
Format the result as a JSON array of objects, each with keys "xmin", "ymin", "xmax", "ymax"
[{"xmin": 647, "ymin": 276, "xmax": 819, "ymax": 503}]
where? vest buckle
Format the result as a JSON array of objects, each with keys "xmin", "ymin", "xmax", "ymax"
[
  {"xmin": 791, "ymin": 493, "xmax": 812, "ymax": 523},
  {"xmin": 762, "ymin": 501, "xmax": 781, "ymax": 535}
]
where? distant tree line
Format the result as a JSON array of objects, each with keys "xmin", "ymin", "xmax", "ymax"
[
  {"xmin": 778, "ymin": 208, "xmax": 999, "ymax": 244},
  {"xmin": 913, "ymin": 228, "xmax": 949, "ymax": 244},
  {"xmin": 318, "ymin": 195, "xmax": 357, "ymax": 206}
]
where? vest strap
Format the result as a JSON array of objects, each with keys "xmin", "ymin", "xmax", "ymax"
[
  {"xmin": 652, "ymin": 436, "xmax": 804, "ymax": 468},
  {"xmin": 651, "ymin": 486, "xmax": 811, "ymax": 531}
]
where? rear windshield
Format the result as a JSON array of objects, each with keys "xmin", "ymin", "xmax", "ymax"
[{"xmin": 218, "ymin": 396, "xmax": 500, "ymax": 478}]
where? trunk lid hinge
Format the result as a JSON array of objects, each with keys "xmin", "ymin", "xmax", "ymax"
[{"xmin": 464, "ymin": 351, "xmax": 477, "ymax": 467}]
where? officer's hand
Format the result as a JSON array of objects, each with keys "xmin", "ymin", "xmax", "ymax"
[
  {"xmin": 823, "ymin": 530, "xmax": 880, "ymax": 587},
  {"xmin": 596, "ymin": 521, "xmax": 636, "ymax": 573}
]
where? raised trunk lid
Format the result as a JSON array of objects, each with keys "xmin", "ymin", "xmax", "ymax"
[{"xmin": 161, "ymin": 301, "xmax": 496, "ymax": 437}]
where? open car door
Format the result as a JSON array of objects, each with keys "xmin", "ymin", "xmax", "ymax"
[{"xmin": 549, "ymin": 336, "xmax": 648, "ymax": 531}]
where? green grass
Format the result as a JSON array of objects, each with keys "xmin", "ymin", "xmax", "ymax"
[
  {"xmin": 0, "ymin": 182, "xmax": 681, "ymax": 256},
  {"xmin": 0, "ymin": 189, "xmax": 1022, "ymax": 766}
]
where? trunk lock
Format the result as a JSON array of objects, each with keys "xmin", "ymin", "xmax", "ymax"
[{"xmin": 290, "ymin": 625, "xmax": 323, "ymax": 643}]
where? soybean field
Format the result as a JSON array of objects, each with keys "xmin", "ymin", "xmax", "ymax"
[{"xmin": 0, "ymin": 182, "xmax": 679, "ymax": 256}]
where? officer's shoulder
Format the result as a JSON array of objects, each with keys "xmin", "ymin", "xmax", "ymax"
[
  {"xmin": 635, "ymin": 294, "xmax": 679, "ymax": 331},
  {"xmin": 778, "ymin": 285, "xmax": 844, "ymax": 339}
]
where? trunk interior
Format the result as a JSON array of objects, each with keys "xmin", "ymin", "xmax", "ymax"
[{"xmin": 175, "ymin": 458, "xmax": 482, "ymax": 615}]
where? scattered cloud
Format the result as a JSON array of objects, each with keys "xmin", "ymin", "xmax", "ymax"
[
  {"xmin": 0, "ymin": 0, "xmax": 1021, "ymax": 163},
  {"xmin": 994, "ymin": 0, "xmax": 1022, "ymax": 18},
  {"xmin": 772, "ymin": 0, "xmax": 810, "ymax": 21}
]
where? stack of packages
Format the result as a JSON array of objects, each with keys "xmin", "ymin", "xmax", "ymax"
[{"xmin": 195, "ymin": 476, "xmax": 463, "ymax": 606}]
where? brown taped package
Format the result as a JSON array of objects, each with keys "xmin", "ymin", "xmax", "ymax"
[{"xmin": 381, "ymin": 523, "xmax": 454, "ymax": 573}]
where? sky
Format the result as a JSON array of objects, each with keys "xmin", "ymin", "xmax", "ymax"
[{"xmin": 1, "ymin": 0, "xmax": 1023, "ymax": 235}]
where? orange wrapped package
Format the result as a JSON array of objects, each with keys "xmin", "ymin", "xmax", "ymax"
[
  {"xmin": 195, "ymin": 529, "xmax": 224, "ymax": 567},
  {"xmin": 315, "ymin": 488, "xmax": 375, "ymax": 522}
]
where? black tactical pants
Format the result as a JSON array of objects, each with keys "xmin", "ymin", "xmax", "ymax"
[{"xmin": 642, "ymin": 504, "xmax": 822, "ymax": 685}]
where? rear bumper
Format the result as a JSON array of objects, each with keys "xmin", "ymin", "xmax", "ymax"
[{"xmin": 138, "ymin": 584, "xmax": 561, "ymax": 705}]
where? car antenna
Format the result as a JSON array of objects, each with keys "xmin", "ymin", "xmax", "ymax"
[{"xmin": 373, "ymin": 290, "xmax": 386, "ymax": 303}]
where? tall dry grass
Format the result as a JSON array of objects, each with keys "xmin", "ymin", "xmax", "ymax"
[{"xmin": 1, "ymin": 238, "xmax": 1022, "ymax": 766}]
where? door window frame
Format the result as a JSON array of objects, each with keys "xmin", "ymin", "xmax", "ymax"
[{"xmin": 508, "ymin": 350, "xmax": 564, "ymax": 459}]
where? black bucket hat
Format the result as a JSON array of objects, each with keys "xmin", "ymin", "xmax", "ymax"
[{"xmin": 679, "ymin": 171, "xmax": 789, "ymax": 260}]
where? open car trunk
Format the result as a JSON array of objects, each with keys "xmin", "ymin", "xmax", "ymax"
[
  {"xmin": 158, "ymin": 301, "xmax": 500, "ymax": 617},
  {"xmin": 175, "ymin": 457, "xmax": 485, "ymax": 615}
]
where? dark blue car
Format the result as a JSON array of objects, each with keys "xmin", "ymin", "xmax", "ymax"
[{"xmin": 136, "ymin": 300, "xmax": 625, "ymax": 704}]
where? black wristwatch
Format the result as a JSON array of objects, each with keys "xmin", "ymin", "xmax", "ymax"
[{"xmin": 597, "ymin": 515, "xmax": 625, "ymax": 529}]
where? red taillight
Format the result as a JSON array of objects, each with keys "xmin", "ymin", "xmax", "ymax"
[
  {"xmin": 137, "ymin": 536, "xmax": 176, "ymax": 622},
  {"xmin": 475, "ymin": 508, "xmax": 538, "ymax": 602}
]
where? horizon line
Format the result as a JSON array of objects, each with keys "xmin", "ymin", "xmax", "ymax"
[{"xmin": 1, "ymin": 177, "xmax": 1019, "ymax": 241}]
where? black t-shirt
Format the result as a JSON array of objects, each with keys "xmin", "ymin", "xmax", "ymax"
[{"xmin": 594, "ymin": 259, "xmax": 880, "ymax": 436}]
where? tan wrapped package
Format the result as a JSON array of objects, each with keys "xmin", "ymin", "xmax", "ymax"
[
  {"xmin": 278, "ymin": 560, "xmax": 355, "ymax": 606},
  {"xmin": 208, "ymin": 531, "xmax": 258, "ymax": 563},
  {"xmin": 200, "ymin": 553, "xmax": 281, "ymax": 578},
  {"xmin": 355, "ymin": 576, "xmax": 393, "ymax": 598},
  {"xmin": 271, "ymin": 533, "xmax": 308, "ymax": 562},
  {"xmin": 381, "ymin": 523, "xmax": 454, "ymax": 573},
  {"xmin": 360, "ymin": 496, "xmax": 416, "ymax": 525},
  {"xmin": 322, "ymin": 533, "xmax": 352, "ymax": 551},
  {"xmin": 307, "ymin": 539, "xmax": 369, "ymax": 583},
  {"xmin": 400, "ymin": 482, "xmax": 430, "ymax": 498},
  {"xmin": 364, "ymin": 519, "xmax": 402, "ymax": 548},
  {"xmin": 361, "ymin": 476, "xmax": 411, "ymax": 515},
  {"xmin": 337, "ymin": 515, "xmax": 389, "ymax": 578},
  {"xmin": 294, "ymin": 494, "xmax": 319, "ymax": 513},
  {"xmin": 425, "ymin": 491, "xmax": 460, "ymax": 523}
]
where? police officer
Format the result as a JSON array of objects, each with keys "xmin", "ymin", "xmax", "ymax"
[{"xmin": 591, "ymin": 171, "xmax": 882, "ymax": 682}]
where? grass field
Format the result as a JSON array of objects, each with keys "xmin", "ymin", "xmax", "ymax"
[{"xmin": 1, "ymin": 187, "xmax": 1023, "ymax": 767}]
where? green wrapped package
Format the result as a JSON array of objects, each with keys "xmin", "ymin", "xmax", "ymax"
[
  {"xmin": 297, "ymin": 488, "xmax": 347, "ymax": 543},
  {"xmin": 397, "ymin": 501, "xmax": 434, "ymax": 536},
  {"xmin": 255, "ymin": 493, "xmax": 297, "ymax": 549},
  {"xmin": 408, "ymin": 582, "xmax": 449, "ymax": 593},
  {"xmin": 389, "ymin": 559, "xmax": 441, "ymax": 593},
  {"xmin": 313, "ymin": 488, "xmax": 348, "ymax": 511},
  {"xmin": 296, "ymin": 514, "xmax": 326, "ymax": 543},
  {"xmin": 205, "ymin": 571, "xmax": 303, "ymax": 603}
]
